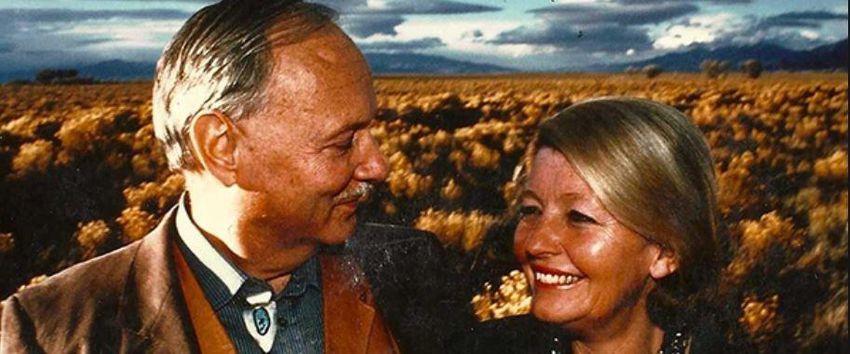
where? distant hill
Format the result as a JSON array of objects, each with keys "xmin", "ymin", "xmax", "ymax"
[
  {"xmin": 0, "ymin": 60, "xmax": 155, "ymax": 83},
  {"xmin": 1, "ymin": 52, "xmax": 513, "ymax": 83},
  {"xmin": 779, "ymin": 39, "xmax": 848, "ymax": 71},
  {"xmin": 593, "ymin": 38, "xmax": 848, "ymax": 72},
  {"xmin": 78, "ymin": 60, "xmax": 155, "ymax": 81}
]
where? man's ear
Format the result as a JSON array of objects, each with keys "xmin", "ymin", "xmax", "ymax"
[
  {"xmin": 649, "ymin": 247, "xmax": 678, "ymax": 280},
  {"xmin": 189, "ymin": 111, "xmax": 241, "ymax": 186}
]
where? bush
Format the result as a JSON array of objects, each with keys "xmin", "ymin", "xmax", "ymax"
[
  {"xmin": 34, "ymin": 68, "xmax": 97, "ymax": 85},
  {"xmin": 642, "ymin": 64, "xmax": 663, "ymax": 78},
  {"xmin": 35, "ymin": 69, "xmax": 79, "ymax": 84},
  {"xmin": 741, "ymin": 59, "xmax": 764, "ymax": 79},
  {"xmin": 701, "ymin": 59, "xmax": 730, "ymax": 79},
  {"xmin": 5, "ymin": 79, "xmax": 31, "ymax": 86}
]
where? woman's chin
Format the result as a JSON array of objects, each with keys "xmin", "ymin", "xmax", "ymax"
[{"xmin": 530, "ymin": 292, "xmax": 588, "ymax": 327}]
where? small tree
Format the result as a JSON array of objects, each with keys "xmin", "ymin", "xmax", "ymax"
[
  {"xmin": 642, "ymin": 64, "xmax": 663, "ymax": 79},
  {"xmin": 35, "ymin": 69, "xmax": 79, "ymax": 84},
  {"xmin": 700, "ymin": 59, "xmax": 729, "ymax": 79},
  {"xmin": 624, "ymin": 66, "xmax": 639, "ymax": 74},
  {"xmin": 5, "ymin": 79, "xmax": 31, "ymax": 86},
  {"xmin": 741, "ymin": 59, "xmax": 763, "ymax": 79}
]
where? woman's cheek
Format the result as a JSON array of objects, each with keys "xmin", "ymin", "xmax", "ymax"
[{"xmin": 513, "ymin": 225, "xmax": 526, "ymax": 259}]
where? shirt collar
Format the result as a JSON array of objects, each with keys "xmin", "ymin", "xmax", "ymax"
[
  {"xmin": 280, "ymin": 255, "xmax": 321, "ymax": 298},
  {"xmin": 176, "ymin": 193, "xmax": 247, "ymax": 296}
]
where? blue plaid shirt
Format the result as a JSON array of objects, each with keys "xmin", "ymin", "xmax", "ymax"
[{"xmin": 175, "ymin": 195, "xmax": 324, "ymax": 354}]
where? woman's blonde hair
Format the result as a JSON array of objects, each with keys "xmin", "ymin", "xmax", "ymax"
[{"xmin": 524, "ymin": 96, "xmax": 722, "ymax": 327}]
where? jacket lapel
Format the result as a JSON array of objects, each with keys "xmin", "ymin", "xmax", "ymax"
[
  {"xmin": 321, "ymin": 253, "xmax": 389, "ymax": 354},
  {"xmin": 114, "ymin": 208, "xmax": 398, "ymax": 353},
  {"xmin": 118, "ymin": 208, "xmax": 199, "ymax": 353}
]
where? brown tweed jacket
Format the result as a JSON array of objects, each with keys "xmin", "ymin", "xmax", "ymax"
[{"xmin": 0, "ymin": 208, "xmax": 399, "ymax": 353}]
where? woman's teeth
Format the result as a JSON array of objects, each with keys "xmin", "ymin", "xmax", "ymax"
[{"xmin": 535, "ymin": 272, "xmax": 581, "ymax": 286}]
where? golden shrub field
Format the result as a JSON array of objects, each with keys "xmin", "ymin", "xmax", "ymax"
[{"xmin": 0, "ymin": 73, "xmax": 846, "ymax": 352}]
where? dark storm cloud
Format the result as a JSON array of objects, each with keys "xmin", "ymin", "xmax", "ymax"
[
  {"xmin": 489, "ymin": 2, "xmax": 691, "ymax": 53},
  {"xmin": 0, "ymin": 8, "xmax": 191, "ymax": 23},
  {"xmin": 528, "ymin": 2, "xmax": 699, "ymax": 26},
  {"xmin": 490, "ymin": 24, "xmax": 653, "ymax": 53},
  {"xmin": 0, "ymin": 8, "xmax": 190, "ymax": 74},
  {"xmin": 338, "ymin": 14, "xmax": 406, "ymax": 37},
  {"xmin": 72, "ymin": 37, "xmax": 115, "ymax": 46},
  {"xmin": 0, "ymin": 41, "xmax": 14, "ymax": 53},
  {"xmin": 759, "ymin": 11, "xmax": 849, "ymax": 29},
  {"xmin": 343, "ymin": 1, "xmax": 499, "ymax": 15},
  {"xmin": 613, "ymin": 0, "xmax": 751, "ymax": 4},
  {"xmin": 315, "ymin": 0, "xmax": 499, "ymax": 37},
  {"xmin": 357, "ymin": 37, "xmax": 445, "ymax": 52},
  {"xmin": 0, "ymin": 8, "xmax": 190, "ymax": 54}
]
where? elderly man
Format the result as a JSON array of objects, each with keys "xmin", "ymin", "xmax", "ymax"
[{"xmin": 0, "ymin": 1, "xmax": 468, "ymax": 353}]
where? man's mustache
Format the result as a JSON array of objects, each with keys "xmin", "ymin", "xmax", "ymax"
[{"xmin": 334, "ymin": 182, "xmax": 375, "ymax": 203}]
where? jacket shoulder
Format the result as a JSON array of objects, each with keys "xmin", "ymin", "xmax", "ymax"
[
  {"xmin": 347, "ymin": 223, "xmax": 450, "ymax": 282},
  {"xmin": 353, "ymin": 222, "xmax": 442, "ymax": 247},
  {"xmin": 2, "ymin": 241, "xmax": 143, "ymax": 349},
  {"xmin": 13, "ymin": 241, "xmax": 141, "ymax": 309},
  {"xmin": 451, "ymin": 315, "xmax": 567, "ymax": 354},
  {"xmin": 349, "ymin": 223, "xmax": 474, "ymax": 354}
]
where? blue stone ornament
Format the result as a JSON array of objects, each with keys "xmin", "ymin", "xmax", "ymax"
[{"xmin": 253, "ymin": 307, "xmax": 271, "ymax": 335}]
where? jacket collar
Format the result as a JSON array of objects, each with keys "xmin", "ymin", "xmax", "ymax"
[
  {"xmin": 114, "ymin": 206, "xmax": 388, "ymax": 353},
  {"xmin": 118, "ymin": 207, "xmax": 198, "ymax": 353},
  {"xmin": 320, "ymin": 251, "xmax": 384, "ymax": 353}
]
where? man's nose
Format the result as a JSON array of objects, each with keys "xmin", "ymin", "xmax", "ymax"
[{"xmin": 354, "ymin": 132, "xmax": 389, "ymax": 182}]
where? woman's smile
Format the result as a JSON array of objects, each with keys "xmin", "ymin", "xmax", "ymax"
[{"xmin": 529, "ymin": 264, "xmax": 586, "ymax": 289}]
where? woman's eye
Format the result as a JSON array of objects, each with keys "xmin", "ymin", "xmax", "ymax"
[
  {"xmin": 568, "ymin": 210, "xmax": 597, "ymax": 224},
  {"xmin": 518, "ymin": 205, "xmax": 541, "ymax": 219}
]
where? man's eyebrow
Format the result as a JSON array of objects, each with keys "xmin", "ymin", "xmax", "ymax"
[{"xmin": 324, "ymin": 119, "xmax": 371, "ymax": 140}]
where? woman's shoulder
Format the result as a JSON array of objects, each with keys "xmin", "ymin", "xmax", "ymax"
[
  {"xmin": 450, "ymin": 314, "xmax": 751, "ymax": 354},
  {"xmin": 684, "ymin": 315, "xmax": 756, "ymax": 354},
  {"xmin": 451, "ymin": 315, "xmax": 571, "ymax": 354}
]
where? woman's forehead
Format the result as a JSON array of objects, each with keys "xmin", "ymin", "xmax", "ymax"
[{"xmin": 527, "ymin": 147, "xmax": 594, "ymax": 199}]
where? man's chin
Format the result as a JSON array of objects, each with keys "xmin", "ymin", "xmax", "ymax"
[{"xmin": 316, "ymin": 217, "xmax": 357, "ymax": 245}]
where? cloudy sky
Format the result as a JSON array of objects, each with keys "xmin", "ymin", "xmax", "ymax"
[{"xmin": 0, "ymin": 0, "xmax": 846, "ymax": 72}]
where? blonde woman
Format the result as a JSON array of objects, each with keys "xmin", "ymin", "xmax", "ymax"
[{"xmin": 460, "ymin": 97, "xmax": 741, "ymax": 353}]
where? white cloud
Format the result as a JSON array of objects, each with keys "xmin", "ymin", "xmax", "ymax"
[
  {"xmin": 390, "ymin": 18, "xmax": 550, "ymax": 56},
  {"xmin": 550, "ymin": 0, "xmax": 599, "ymax": 3},
  {"xmin": 366, "ymin": 0, "xmax": 392, "ymax": 10},
  {"xmin": 493, "ymin": 44, "xmax": 559, "ymax": 57},
  {"xmin": 653, "ymin": 13, "xmax": 745, "ymax": 49},
  {"xmin": 799, "ymin": 29, "xmax": 820, "ymax": 40},
  {"xmin": 59, "ymin": 20, "xmax": 183, "ymax": 49}
]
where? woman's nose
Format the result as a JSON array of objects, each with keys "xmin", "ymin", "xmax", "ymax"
[{"xmin": 518, "ymin": 219, "xmax": 565, "ymax": 260}]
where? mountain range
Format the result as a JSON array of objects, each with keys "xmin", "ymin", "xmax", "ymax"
[
  {"xmin": 0, "ymin": 38, "xmax": 845, "ymax": 82},
  {"xmin": 0, "ymin": 53, "xmax": 513, "ymax": 83},
  {"xmin": 592, "ymin": 38, "xmax": 848, "ymax": 72}
]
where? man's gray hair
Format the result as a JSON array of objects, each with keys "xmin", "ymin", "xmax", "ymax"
[{"xmin": 153, "ymin": 0, "xmax": 336, "ymax": 171}]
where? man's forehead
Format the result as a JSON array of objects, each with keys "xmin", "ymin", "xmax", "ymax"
[
  {"xmin": 264, "ymin": 26, "xmax": 371, "ymax": 95},
  {"xmin": 267, "ymin": 23, "xmax": 359, "ymax": 65}
]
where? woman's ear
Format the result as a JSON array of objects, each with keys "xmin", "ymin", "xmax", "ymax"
[
  {"xmin": 189, "ymin": 111, "xmax": 241, "ymax": 186},
  {"xmin": 649, "ymin": 247, "xmax": 678, "ymax": 280}
]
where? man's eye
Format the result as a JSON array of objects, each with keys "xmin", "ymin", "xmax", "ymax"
[
  {"xmin": 330, "ymin": 136, "xmax": 354, "ymax": 152},
  {"xmin": 517, "ymin": 205, "xmax": 541, "ymax": 219},
  {"xmin": 336, "ymin": 140, "xmax": 353, "ymax": 150},
  {"xmin": 568, "ymin": 210, "xmax": 597, "ymax": 224}
]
